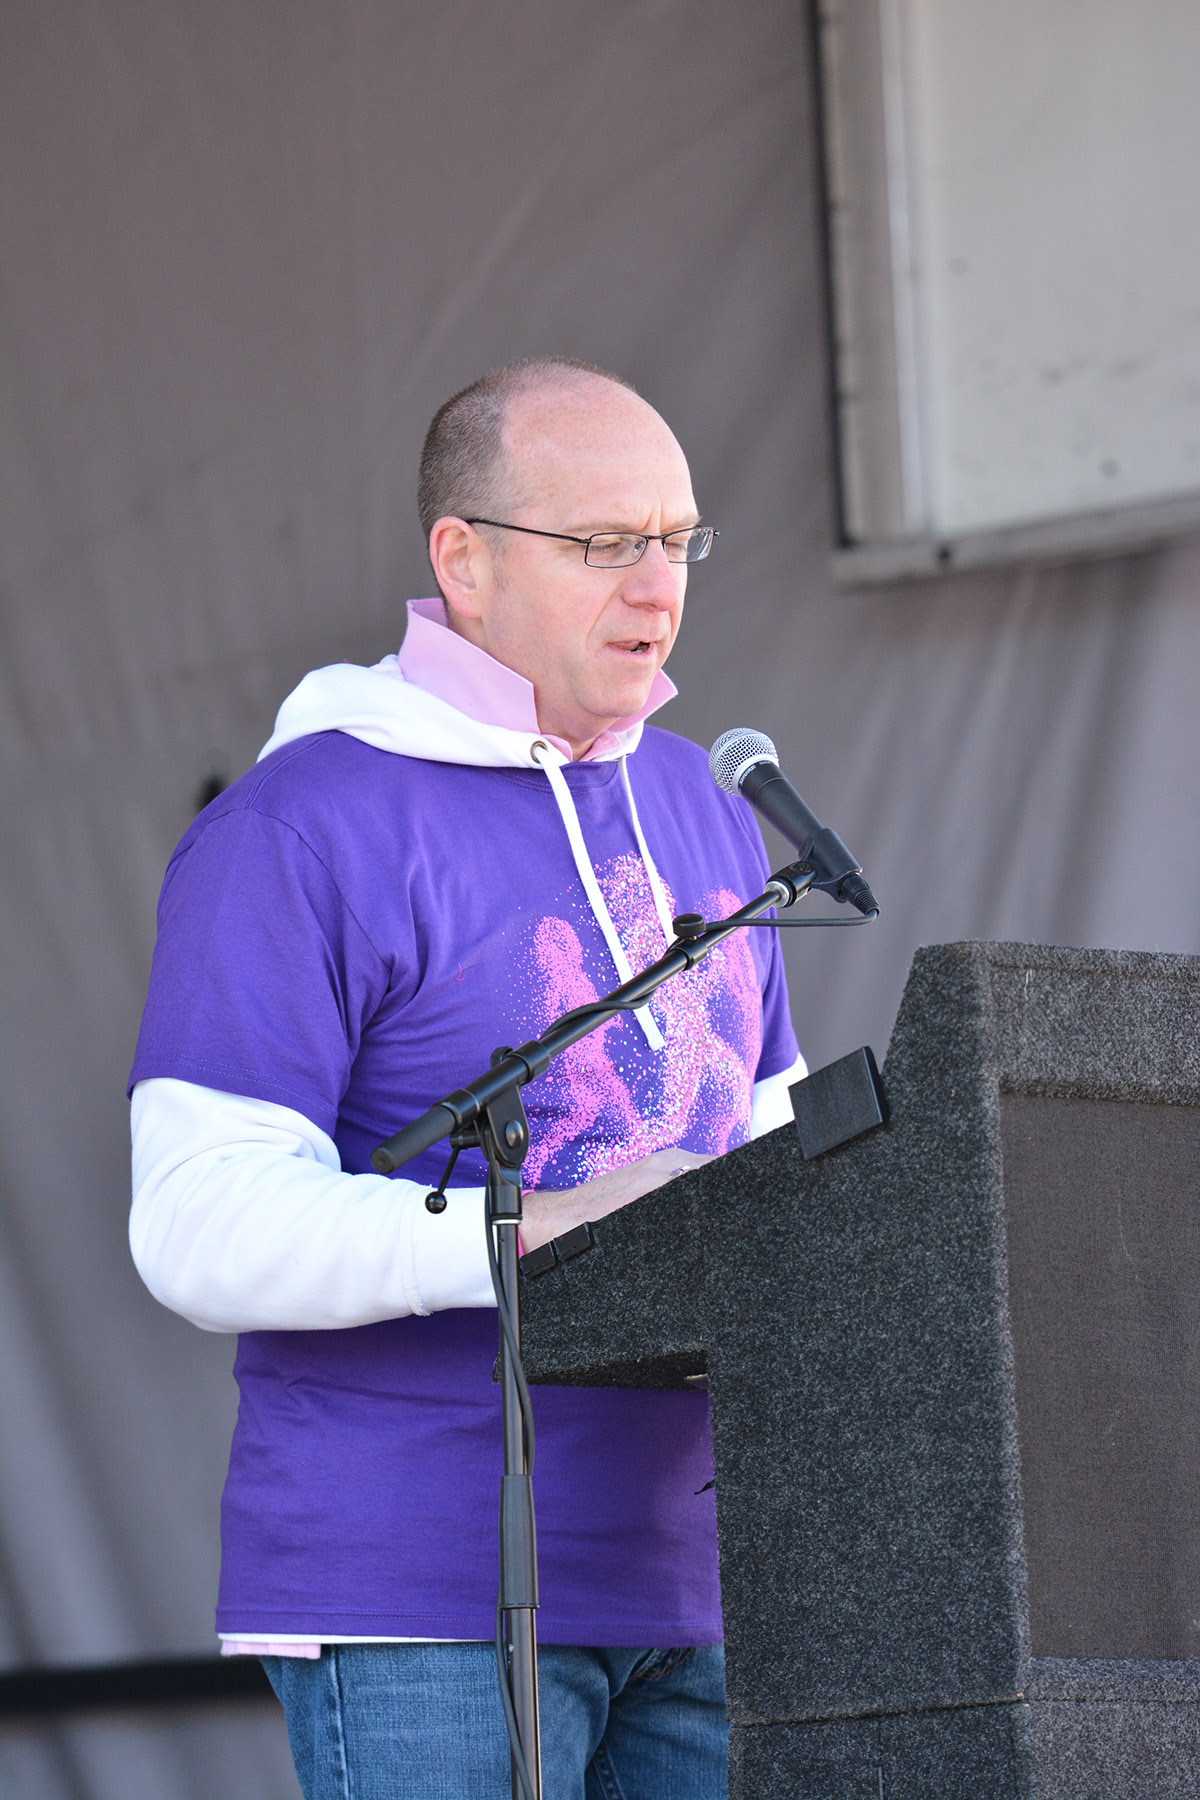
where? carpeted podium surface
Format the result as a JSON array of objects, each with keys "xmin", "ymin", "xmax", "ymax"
[{"xmin": 518, "ymin": 942, "xmax": 1200, "ymax": 1797}]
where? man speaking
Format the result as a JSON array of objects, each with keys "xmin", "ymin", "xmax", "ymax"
[{"xmin": 129, "ymin": 357, "xmax": 803, "ymax": 1797}]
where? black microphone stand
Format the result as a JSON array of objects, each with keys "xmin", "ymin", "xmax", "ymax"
[{"xmin": 372, "ymin": 858, "xmax": 815, "ymax": 1800}]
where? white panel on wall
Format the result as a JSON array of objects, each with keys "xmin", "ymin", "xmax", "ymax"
[{"xmin": 819, "ymin": 0, "xmax": 1200, "ymax": 579}]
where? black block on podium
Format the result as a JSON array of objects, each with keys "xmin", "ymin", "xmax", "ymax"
[{"xmin": 517, "ymin": 942, "xmax": 1200, "ymax": 1798}]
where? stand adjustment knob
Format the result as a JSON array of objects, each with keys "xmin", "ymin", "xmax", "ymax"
[{"xmin": 672, "ymin": 912, "xmax": 706, "ymax": 943}]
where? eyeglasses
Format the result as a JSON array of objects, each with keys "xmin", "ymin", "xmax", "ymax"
[{"xmin": 465, "ymin": 518, "xmax": 717, "ymax": 568}]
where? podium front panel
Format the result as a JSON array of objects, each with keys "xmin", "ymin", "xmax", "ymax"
[{"xmin": 1001, "ymin": 1092, "xmax": 1200, "ymax": 1660}]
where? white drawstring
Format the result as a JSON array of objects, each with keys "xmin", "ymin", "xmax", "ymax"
[
  {"xmin": 618, "ymin": 757, "xmax": 675, "ymax": 946},
  {"xmin": 533, "ymin": 746, "xmax": 666, "ymax": 1052}
]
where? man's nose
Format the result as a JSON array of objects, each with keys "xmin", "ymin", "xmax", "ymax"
[{"xmin": 623, "ymin": 538, "xmax": 682, "ymax": 603}]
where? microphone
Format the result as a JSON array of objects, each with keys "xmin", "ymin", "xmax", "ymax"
[{"xmin": 710, "ymin": 728, "xmax": 879, "ymax": 916}]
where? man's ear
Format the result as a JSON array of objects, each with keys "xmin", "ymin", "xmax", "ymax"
[{"xmin": 429, "ymin": 516, "xmax": 490, "ymax": 622}]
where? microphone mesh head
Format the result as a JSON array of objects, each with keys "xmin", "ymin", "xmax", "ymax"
[{"xmin": 709, "ymin": 728, "xmax": 779, "ymax": 794}]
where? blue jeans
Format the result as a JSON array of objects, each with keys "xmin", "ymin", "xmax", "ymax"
[{"xmin": 263, "ymin": 1642, "xmax": 728, "ymax": 1799}]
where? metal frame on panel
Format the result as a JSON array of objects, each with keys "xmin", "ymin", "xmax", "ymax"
[
  {"xmin": 817, "ymin": 0, "xmax": 921, "ymax": 546},
  {"xmin": 815, "ymin": 0, "xmax": 1200, "ymax": 586}
]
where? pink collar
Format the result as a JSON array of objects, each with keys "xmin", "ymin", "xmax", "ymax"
[{"xmin": 396, "ymin": 597, "xmax": 676, "ymax": 761}]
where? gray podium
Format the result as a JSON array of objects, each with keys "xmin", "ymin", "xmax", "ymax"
[{"xmin": 517, "ymin": 942, "xmax": 1200, "ymax": 1798}]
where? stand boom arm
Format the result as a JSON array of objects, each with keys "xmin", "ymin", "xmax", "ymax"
[{"xmin": 371, "ymin": 862, "xmax": 811, "ymax": 1175}]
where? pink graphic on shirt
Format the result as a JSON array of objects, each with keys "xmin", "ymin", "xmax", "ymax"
[
  {"xmin": 516, "ymin": 855, "xmax": 763, "ymax": 1188},
  {"xmin": 520, "ymin": 916, "xmax": 656, "ymax": 1179}
]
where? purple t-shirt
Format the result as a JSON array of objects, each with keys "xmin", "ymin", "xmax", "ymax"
[{"xmin": 131, "ymin": 724, "xmax": 798, "ymax": 1643}]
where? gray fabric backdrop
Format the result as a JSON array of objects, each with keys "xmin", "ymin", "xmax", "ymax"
[{"xmin": 2, "ymin": 3, "xmax": 1197, "ymax": 1794}]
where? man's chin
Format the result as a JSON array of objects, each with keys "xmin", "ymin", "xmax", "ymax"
[{"xmin": 596, "ymin": 658, "xmax": 663, "ymax": 715}]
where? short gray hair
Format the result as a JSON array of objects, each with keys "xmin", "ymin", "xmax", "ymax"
[{"xmin": 417, "ymin": 356, "xmax": 638, "ymax": 542}]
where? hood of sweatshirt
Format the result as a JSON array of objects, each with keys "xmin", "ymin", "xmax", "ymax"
[{"xmin": 258, "ymin": 597, "xmax": 676, "ymax": 771}]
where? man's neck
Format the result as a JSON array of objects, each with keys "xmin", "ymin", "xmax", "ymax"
[{"xmin": 398, "ymin": 597, "xmax": 675, "ymax": 762}]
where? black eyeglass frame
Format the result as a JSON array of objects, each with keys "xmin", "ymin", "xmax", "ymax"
[{"xmin": 464, "ymin": 518, "xmax": 717, "ymax": 567}]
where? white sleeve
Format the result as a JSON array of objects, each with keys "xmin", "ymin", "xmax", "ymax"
[
  {"xmin": 129, "ymin": 1077, "xmax": 493, "ymax": 1334},
  {"xmin": 749, "ymin": 1052, "xmax": 807, "ymax": 1138}
]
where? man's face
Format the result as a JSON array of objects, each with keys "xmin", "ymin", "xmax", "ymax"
[{"xmin": 449, "ymin": 380, "xmax": 698, "ymax": 756}]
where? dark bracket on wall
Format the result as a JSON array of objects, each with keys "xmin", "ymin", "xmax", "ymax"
[{"xmin": 0, "ymin": 1655, "xmax": 274, "ymax": 1719}]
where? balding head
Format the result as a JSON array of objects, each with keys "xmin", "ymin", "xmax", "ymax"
[
  {"xmin": 418, "ymin": 356, "xmax": 640, "ymax": 546},
  {"xmin": 499, "ymin": 375, "xmax": 688, "ymax": 532}
]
